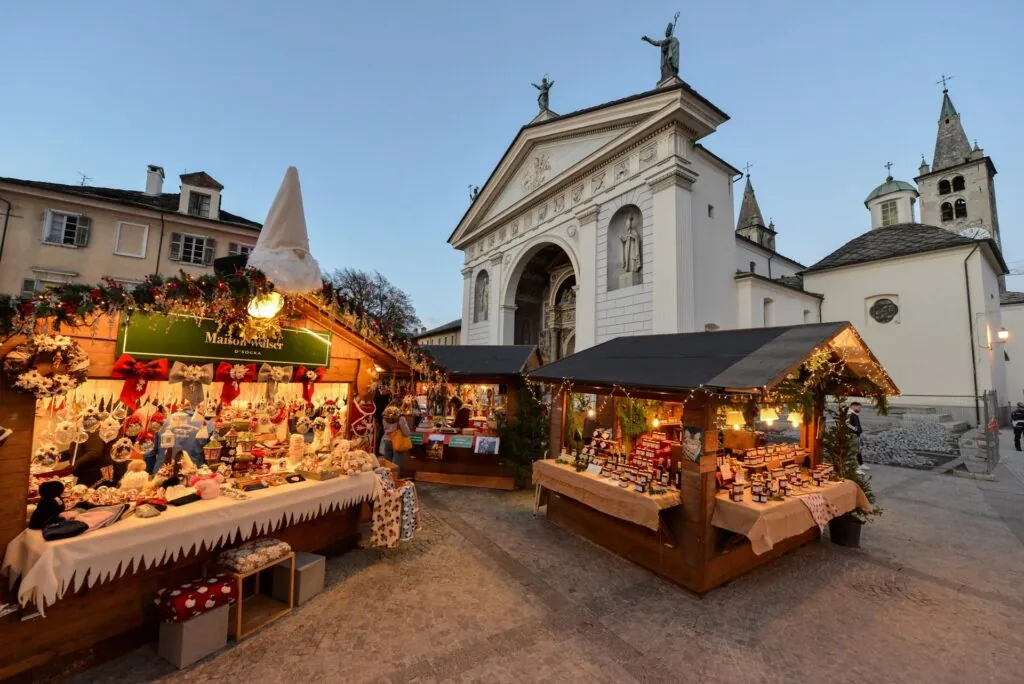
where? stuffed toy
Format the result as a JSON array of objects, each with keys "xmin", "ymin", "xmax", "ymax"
[
  {"xmin": 189, "ymin": 473, "xmax": 225, "ymax": 500},
  {"xmin": 120, "ymin": 460, "xmax": 150, "ymax": 491},
  {"xmin": 29, "ymin": 481, "xmax": 65, "ymax": 530}
]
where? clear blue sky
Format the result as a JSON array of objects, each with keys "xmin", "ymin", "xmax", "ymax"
[{"xmin": 3, "ymin": 1, "xmax": 1022, "ymax": 329}]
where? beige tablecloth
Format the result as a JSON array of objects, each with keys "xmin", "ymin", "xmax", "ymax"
[
  {"xmin": 3, "ymin": 471, "xmax": 376, "ymax": 612},
  {"xmin": 533, "ymin": 460, "xmax": 682, "ymax": 531},
  {"xmin": 711, "ymin": 480, "xmax": 871, "ymax": 555}
]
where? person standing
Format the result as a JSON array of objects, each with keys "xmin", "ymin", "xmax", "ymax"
[
  {"xmin": 372, "ymin": 386, "xmax": 391, "ymax": 456},
  {"xmin": 380, "ymin": 402, "xmax": 412, "ymax": 471},
  {"xmin": 1012, "ymin": 403, "xmax": 1024, "ymax": 452},
  {"xmin": 848, "ymin": 402, "xmax": 867, "ymax": 472}
]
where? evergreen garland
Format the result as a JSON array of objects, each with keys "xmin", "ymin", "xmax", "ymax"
[{"xmin": 497, "ymin": 387, "xmax": 550, "ymax": 488}]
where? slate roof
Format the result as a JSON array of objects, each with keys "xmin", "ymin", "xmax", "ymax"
[
  {"xmin": 932, "ymin": 90, "xmax": 973, "ymax": 172},
  {"xmin": 1001, "ymin": 291, "xmax": 1024, "ymax": 306},
  {"xmin": 802, "ymin": 224, "xmax": 1007, "ymax": 274},
  {"xmin": 424, "ymin": 345, "xmax": 539, "ymax": 379},
  {"xmin": 0, "ymin": 176, "xmax": 261, "ymax": 230},
  {"xmin": 736, "ymin": 176, "xmax": 766, "ymax": 230},
  {"xmin": 416, "ymin": 318, "xmax": 462, "ymax": 339},
  {"xmin": 527, "ymin": 323, "xmax": 852, "ymax": 393}
]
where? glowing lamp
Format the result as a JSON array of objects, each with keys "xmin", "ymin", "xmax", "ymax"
[
  {"xmin": 998, "ymin": 327, "xmax": 1011, "ymax": 343},
  {"xmin": 587, "ymin": 408, "xmax": 596, "ymax": 419},
  {"xmin": 788, "ymin": 411, "xmax": 804, "ymax": 428},
  {"xmin": 652, "ymin": 417, "xmax": 661, "ymax": 428},
  {"xmin": 725, "ymin": 410, "xmax": 745, "ymax": 431},
  {"xmin": 759, "ymin": 407, "xmax": 779, "ymax": 426},
  {"xmin": 373, "ymin": 365, "xmax": 384, "ymax": 374},
  {"xmin": 247, "ymin": 292, "xmax": 284, "ymax": 319}
]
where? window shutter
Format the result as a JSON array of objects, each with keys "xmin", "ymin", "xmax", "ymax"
[
  {"xmin": 228, "ymin": 242, "xmax": 239, "ymax": 256},
  {"xmin": 74, "ymin": 216, "xmax": 91, "ymax": 246},
  {"xmin": 168, "ymin": 232, "xmax": 183, "ymax": 261},
  {"xmin": 202, "ymin": 238, "xmax": 216, "ymax": 265},
  {"xmin": 41, "ymin": 210, "xmax": 56, "ymax": 243},
  {"xmin": 20, "ymin": 279, "xmax": 37, "ymax": 297}
]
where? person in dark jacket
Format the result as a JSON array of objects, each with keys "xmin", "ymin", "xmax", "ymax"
[
  {"xmin": 847, "ymin": 402, "xmax": 867, "ymax": 470},
  {"xmin": 1012, "ymin": 403, "xmax": 1024, "ymax": 452}
]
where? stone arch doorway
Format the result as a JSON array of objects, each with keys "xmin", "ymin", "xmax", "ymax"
[{"xmin": 503, "ymin": 242, "xmax": 577, "ymax": 363}]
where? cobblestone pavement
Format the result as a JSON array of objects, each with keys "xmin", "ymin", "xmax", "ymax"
[{"xmin": 76, "ymin": 463, "xmax": 1024, "ymax": 684}]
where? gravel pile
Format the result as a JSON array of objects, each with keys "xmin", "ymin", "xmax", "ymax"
[{"xmin": 860, "ymin": 421, "xmax": 959, "ymax": 468}]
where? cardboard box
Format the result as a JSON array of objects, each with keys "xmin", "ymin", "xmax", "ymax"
[{"xmin": 158, "ymin": 603, "xmax": 229, "ymax": 669}]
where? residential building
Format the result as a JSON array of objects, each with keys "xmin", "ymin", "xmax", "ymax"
[
  {"xmin": 0, "ymin": 166, "xmax": 261, "ymax": 295},
  {"xmin": 415, "ymin": 318, "xmax": 462, "ymax": 346}
]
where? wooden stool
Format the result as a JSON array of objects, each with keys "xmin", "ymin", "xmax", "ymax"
[{"xmin": 225, "ymin": 552, "xmax": 295, "ymax": 639}]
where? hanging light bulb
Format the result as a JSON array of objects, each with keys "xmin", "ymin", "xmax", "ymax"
[
  {"xmin": 725, "ymin": 410, "xmax": 745, "ymax": 431},
  {"xmin": 247, "ymin": 291, "xmax": 284, "ymax": 319},
  {"xmin": 587, "ymin": 408, "xmax": 596, "ymax": 419},
  {"xmin": 652, "ymin": 417, "xmax": 660, "ymax": 428},
  {"xmin": 788, "ymin": 411, "xmax": 804, "ymax": 428},
  {"xmin": 759, "ymin": 407, "xmax": 779, "ymax": 426}
]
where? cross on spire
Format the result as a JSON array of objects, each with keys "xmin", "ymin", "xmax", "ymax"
[
  {"xmin": 936, "ymin": 74, "xmax": 953, "ymax": 92},
  {"xmin": 742, "ymin": 161, "xmax": 754, "ymax": 177},
  {"xmin": 884, "ymin": 161, "xmax": 894, "ymax": 177}
]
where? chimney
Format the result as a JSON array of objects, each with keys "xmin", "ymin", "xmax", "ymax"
[{"xmin": 145, "ymin": 165, "xmax": 165, "ymax": 196}]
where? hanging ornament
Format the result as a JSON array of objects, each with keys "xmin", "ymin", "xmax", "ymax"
[
  {"xmin": 111, "ymin": 403, "xmax": 129, "ymax": 422},
  {"xmin": 111, "ymin": 437, "xmax": 134, "ymax": 461},
  {"xmin": 111, "ymin": 355, "xmax": 169, "ymax": 407},
  {"xmin": 215, "ymin": 362, "xmax": 256, "ymax": 404},
  {"xmin": 168, "ymin": 361, "xmax": 214, "ymax": 407},
  {"xmin": 292, "ymin": 365, "xmax": 325, "ymax": 407},
  {"xmin": 136, "ymin": 431, "xmax": 156, "ymax": 455},
  {"xmin": 196, "ymin": 422, "xmax": 210, "ymax": 440},
  {"xmin": 98, "ymin": 416, "xmax": 121, "ymax": 443}
]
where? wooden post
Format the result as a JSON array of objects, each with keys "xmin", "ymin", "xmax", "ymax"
[
  {"xmin": 548, "ymin": 385, "xmax": 566, "ymax": 459},
  {"xmin": 0, "ymin": 383, "xmax": 35, "ymax": 567},
  {"xmin": 809, "ymin": 392, "xmax": 826, "ymax": 467}
]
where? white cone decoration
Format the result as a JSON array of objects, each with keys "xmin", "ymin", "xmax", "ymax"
[{"xmin": 247, "ymin": 166, "xmax": 323, "ymax": 294}]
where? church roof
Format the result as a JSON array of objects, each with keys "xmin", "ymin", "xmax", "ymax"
[
  {"xmin": 1001, "ymin": 292, "xmax": 1024, "ymax": 306},
  {"xmin": 736, "ymin": 176, "xmax": 766, "ymax": 230},
  {"xmin": 864, "ymin": 176, "xmax": 917, "ymax": 205},
  {"xmin": 803, "ymin": 224, "xmax": 1007, "ymax": 274},
  {"xmin": 932, "ymin": 90, "xmax": 973, "ymax": 172}
]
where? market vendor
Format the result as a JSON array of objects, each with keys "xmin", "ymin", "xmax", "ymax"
[{"xmin": 449, "ymin": 396, "xmax": 471, "ymax": 429}]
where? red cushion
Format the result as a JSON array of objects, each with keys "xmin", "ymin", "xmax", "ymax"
[{"xmin": 154, "ymin": 573, "xmax": 236, "ymax": 623}]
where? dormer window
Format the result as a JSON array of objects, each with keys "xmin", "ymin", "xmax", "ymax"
[{"xmin": 188, "ymin": 191, "xmax": 211, "ymax": 218}]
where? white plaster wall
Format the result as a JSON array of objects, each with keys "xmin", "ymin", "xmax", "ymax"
[
  {"xmin": 803, "ymin": 247, "xmax": 998, "ymax": 413},
  {"xmin": 735, "ymin": 278, "xmax": 820, "ymax": 328},
  {"xmin": 734, "ymin": 239, "xmax": 801, "ymax": 279},
  {"xmin": 595, "ymin": 184, "xmax": 653, "ymax": 343},
  {"xmin": 970, "ymin": 251, "xmax": 1008, "ymax": 404},
  {"xmin": 688, "ymin": 151, "xmax": 736, "ymax": 332},
  {"xmin": 1001, "ymin": 304, "xmax": 1024, "ymax": 403}
]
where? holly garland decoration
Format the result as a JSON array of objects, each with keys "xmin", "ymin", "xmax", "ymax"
[{"xmin": 0, "ymin": 268, "xmax": 445, "ymax": 382}]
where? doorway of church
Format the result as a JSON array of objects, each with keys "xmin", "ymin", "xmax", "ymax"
[{"xmin": 510, "ymin": 244, "xmax": 576, "ymax": 364}]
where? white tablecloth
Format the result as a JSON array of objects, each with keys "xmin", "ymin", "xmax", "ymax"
[{"xmin": 2, "ymin": 471, "xmax": 375, "ymax": 612}]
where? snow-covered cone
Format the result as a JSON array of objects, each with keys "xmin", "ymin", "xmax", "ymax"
[{"xmin": 247, "ymin": 166, "xmax": 322, "ymax": 293}]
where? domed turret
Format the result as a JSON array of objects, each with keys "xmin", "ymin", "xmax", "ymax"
[{"xmin": 864, "ymin": 170, "xmax": 918, "ymax": 230}]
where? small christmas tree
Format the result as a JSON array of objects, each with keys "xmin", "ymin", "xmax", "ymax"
[
  {"xmin": 497, "ymin": 387, "xmax": 550, "ymax": 488},
  {"xmin": 823, "ymin": 400, "xmax": 879, "ymax": 521}
]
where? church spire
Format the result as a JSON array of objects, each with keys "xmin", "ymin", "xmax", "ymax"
[
  {"xmin": 932, "ymin": 87, "xmax": 972, "ymax": 172},
  {"xmin": 736, "ymin": 176, "xmax": 765, "ymax": 231},
  {"xmin": 736, "ymin": 174, "xmax": 776, "ymax": 251}
]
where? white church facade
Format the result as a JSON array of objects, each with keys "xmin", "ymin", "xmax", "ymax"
[{"xmin": 447, "ymin": 75, "xmax": 1016, "ymax": 425}]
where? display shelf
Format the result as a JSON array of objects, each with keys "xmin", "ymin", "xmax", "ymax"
[{"xmin": 224, "ymin": 551, "xmax": 295, "ymax": 640}]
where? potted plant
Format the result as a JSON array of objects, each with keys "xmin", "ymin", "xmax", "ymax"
[{"xmin": 822, "ymin": 401, "xmax": 879, "ymax": 547}]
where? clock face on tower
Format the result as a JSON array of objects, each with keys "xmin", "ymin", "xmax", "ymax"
[{"xmin": 958, "ymin": 226, "xmax": 991, "ymax": 240}]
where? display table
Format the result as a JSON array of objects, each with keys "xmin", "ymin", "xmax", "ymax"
[
  {"xmin": 532, "ymin": 460, "xmax": 682, "ymax": 532},
  {"xmin": 3, "ymin": 471, "xmax": 376, "ymax": 611},
  {"xmin": 405, "ymin": 431, "xmax": 514, "ymax": 490},
  {"xmin": 711, "ymin": 479, "xmax": 871, "ymax": 555}
]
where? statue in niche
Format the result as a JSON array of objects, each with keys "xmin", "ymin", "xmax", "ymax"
[
  {"xmin": 469, "ymin": 185, "xmax": 480, "ymax": 201},
  {"xmin": 642, "ymin": 12, "xmax": 681, "ymax": 82},
  {"xmin": 474, "ymin": 272, "xmax": 489, "ymax": 322},
  {"xmin": 620, "ymin": 215, "xmax": 642, "ymax": 273},
  {"xmin": 532, "ymin": 76, "xmax": 554, "ymax": 112}
]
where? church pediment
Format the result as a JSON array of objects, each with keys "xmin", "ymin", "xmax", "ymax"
[
  {"xmin": 481, "ymin": 129, "xmax": 624, "ymax": 222},
  {"xmin": 450, "ymin": 83, "xmax": 729, "ymax": 248}
]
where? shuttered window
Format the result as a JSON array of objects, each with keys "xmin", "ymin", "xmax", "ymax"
[
  {"xmin": 228, "ymin": 242, "xmax": 254, "ymax": 256},
  {"xmin": 42, "ymin": 211, "xmax": 90, "ymax": 247},
  {"xmin": 168, "ymin": 232, "xmax": 216, "ymax": 265}
]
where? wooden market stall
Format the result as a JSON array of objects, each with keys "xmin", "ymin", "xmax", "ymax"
[
  {"xmin": 0, "ymin": 292, "xmax": 422, "ymax": 680},
  {"xmin": 528, "ymin": 322, "xmax": 897, "ymax": 594},
  {"xmin": 403, "ymin": 345, "xmax": 542, "ymax": 490}
]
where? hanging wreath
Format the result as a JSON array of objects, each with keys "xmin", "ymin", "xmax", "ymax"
[{"xmin": 2, "ymin": 334, "xmax": 90, "ymax": 398}]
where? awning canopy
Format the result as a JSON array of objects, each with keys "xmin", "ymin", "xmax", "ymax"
[
  {"xmin": 527, "ymin": 323, "xmax": 898, "ymax": 396},
  {"xmin": 424, "ymin": 345, "xmax": 541, "ymax": 383}
]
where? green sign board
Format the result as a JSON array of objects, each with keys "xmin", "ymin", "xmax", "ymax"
[
  {"xmin": 449, "ymin": 435, "xmax": 475, "ymax": 449},
  {"xmin": 408, "ymin": 433, "xmax": 424, "ymax": 446},
  {"xmin": 117, "ymin": 314, "xmax": 333, "ymax": 367}
]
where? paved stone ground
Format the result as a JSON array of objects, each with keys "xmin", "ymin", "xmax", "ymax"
[{"xmin": 75, "ymin": 447, "xmax": 1024, "ymax": 684}]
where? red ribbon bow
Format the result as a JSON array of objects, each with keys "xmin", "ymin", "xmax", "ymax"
[
  {"xmin": 214, "ymin": 362, "xmax": 257, "ymax": 405},
  {"xmin": 111, "ymin": 355, "xmax": 169, "ymax": 407},
  {"xmin": 292, "ymin": 365, "xmax": 325, "ymax": 406}
]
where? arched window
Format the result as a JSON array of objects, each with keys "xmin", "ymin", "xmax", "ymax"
[
  {"xmin": 952, "ymin": 176, "xmax": 965, "ymax": 192},
  {"xmin": 954, "ymin": 198, "xmax": 968, "ymax": 218},
  {"xmin": 940, "ymin": 202, "xmax": 954, "ymax": 222},
  {"xmin": 938, "ymin": 179, "xmax": 951, "ymax": 195},
  {"xmin": 473, "ymin": 270, "xmax": 489, "ymax": 323}
]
